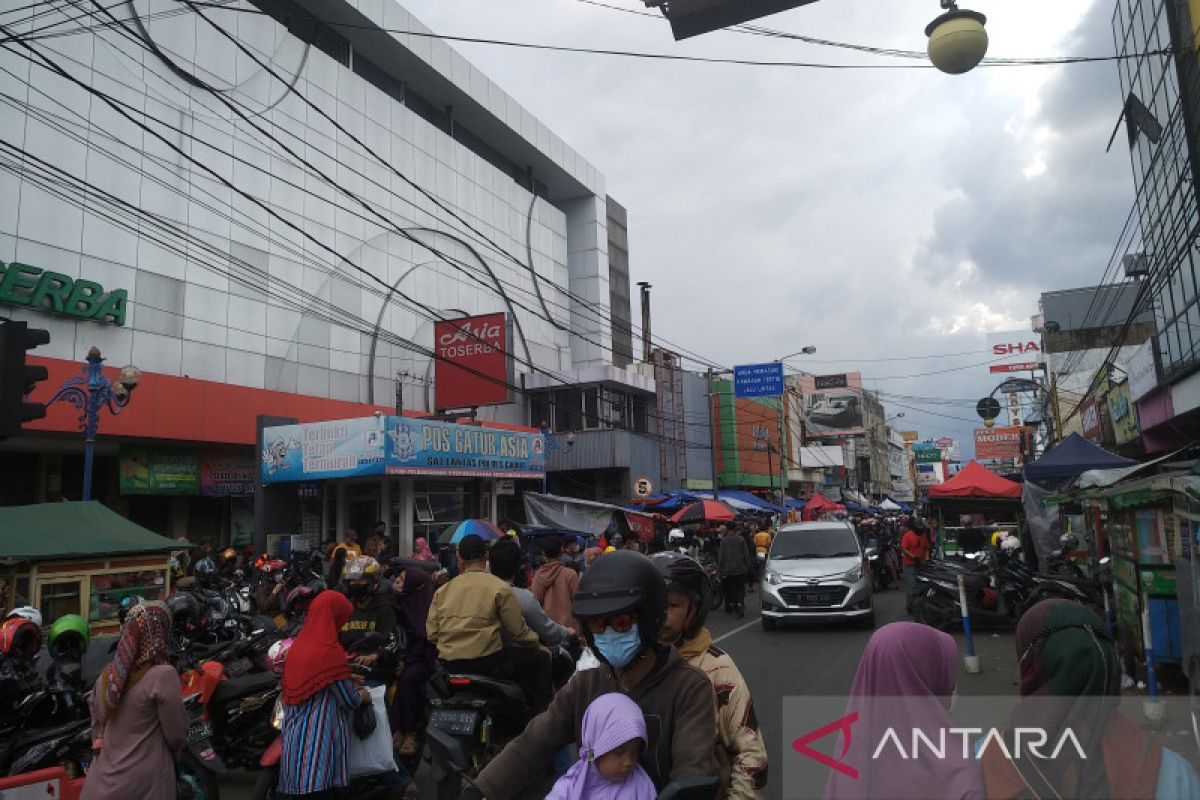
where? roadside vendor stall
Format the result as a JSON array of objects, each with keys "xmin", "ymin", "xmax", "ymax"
[
  {"xmin": 0, "ymin": 501, "xmax": 184, "ymax": 636},
  {"xmin": 524, "ymin": 492, "xmax": 659, "ymax": 544},
  {"xmin": 927, "ymin": 461, "xmax": 1023, "ymax": 555}
]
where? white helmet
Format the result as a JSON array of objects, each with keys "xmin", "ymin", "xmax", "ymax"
[
  {"xmin": 6, "ymin": 606, "xmax": 42, "ymax": 627},
  {"xmin": 668, "ymin": 528, "xmax": 685, "ymax": 542},
  {"xmin": 1000, "ymin": 536, "xmax": 1021, "ymax": 554}
]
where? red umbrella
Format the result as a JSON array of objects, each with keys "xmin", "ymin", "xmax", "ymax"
[{"xmin": 670, "ymin": 499, "xmax": 737, "ymax": 524}]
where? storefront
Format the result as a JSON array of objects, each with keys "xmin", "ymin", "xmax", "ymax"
[
  {"xmin": 0, "ymin": 501, "xmax": 179, "ymax": 636},
  {"xmin": 259, "ymin": 415, "xmax": 544, "ymax": 556}
]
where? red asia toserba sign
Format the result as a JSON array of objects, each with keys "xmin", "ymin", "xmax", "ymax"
[{"xmin": 433, "ymin": 312, "xmax": 513, "ymax": 411}]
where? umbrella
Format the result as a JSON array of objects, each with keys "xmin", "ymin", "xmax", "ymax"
[
  {"xmin": 439, "ymin": 519, "xmax": 505, "ymax": 545},
  {"xmin": 670, "ymin": 499, "xmax": 736, "ymax": 524}
]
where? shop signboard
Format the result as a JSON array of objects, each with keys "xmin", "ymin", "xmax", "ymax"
[
  {"xmin": 913, "ymin": 447, "xmax": 942, "ymax": 464},
  {"xmin": 386, "ymin": 417, "xmax": 544, "ymax": 479},
  {"xmin": 732, "ymin": 362, "xmax": 784, "ymax": 398},
  {"xmin": 974, "ymin": 427, "xmax": 1027, "ymax": 460},
  {"xmin": 915, "ymin": 463, "xmax": 942, "ymax": 486},
  {"xmin": 200, "ymin": 451, "xmax": 256, "ymax": 497},
  {"xmin": 987, "ymin": 330, "xmax": 1043, "ymax": 373},
  {"xmin": 1127, "ymin": 339, "xmax": 1157, "ymax": 402},
  {"xmin": 796, "ymin": 372, "xmax": 866, "ymax": 437},
  {"xmin": 1080, "ymin": 396, "xmax": 1102, "ymax": 441},
  {"xmin": 261, "ymin": 417, "xmax": 386, "ymax": 483},
  {"xmin": 1106, "ymin": 379, "xmax": 1139, "ymax": 445},
  {"xmin": 0, "ymin": 260, "xmax": 129, "ymax": 325},
  {"xmin": 119, "ymin": 446, "xmax": 200, "ymax": 494},
  {"xmin": 433, "ymin": 312, "xmax": 514, "ymax": 411}
]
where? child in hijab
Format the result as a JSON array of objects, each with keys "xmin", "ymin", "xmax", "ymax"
[{"xmin": 545, "ymin": 693, "xmax": 657, "ymax": 800}]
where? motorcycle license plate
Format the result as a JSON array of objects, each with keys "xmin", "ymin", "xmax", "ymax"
[
  {"xmin": 429, "ymin": 709, "xmax": 479, "ymax": 736},
  {"xmin": 186, "ymin": 719, "xmax": 213, "ymax": 745}
]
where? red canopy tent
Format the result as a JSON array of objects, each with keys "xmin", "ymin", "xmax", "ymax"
[
  {"xmin": 927, "ymin": 460, "xmax": 1021, "ymax": 499},
  {"xmin": 802, "ymin": 492, "xmax": 846, "ymax": 521}
]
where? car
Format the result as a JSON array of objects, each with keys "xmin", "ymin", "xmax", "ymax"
[{"xmin": 759, "ymin": 521, "xmax": 874, "ymax": 630}]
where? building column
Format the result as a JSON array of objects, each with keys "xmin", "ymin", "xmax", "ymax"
[
  {"xmin": 396, "ymin": 477, "xmax": 414, "ymax": 558},
  {"xmin": 336, "ymin": 481, "xmax": 347, "ymax": 543}
]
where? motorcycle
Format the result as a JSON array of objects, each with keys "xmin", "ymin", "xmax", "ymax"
[
  {"xmin": 0, "ymin": 649, "xmax": 91, "ymax": 780},
  {"xmin": 427, "ymin": 726, "xmax": 720, "ymax": 800},
  {"xmin": 912, "ymin": 551, "xmax": 1029, "ymax": 630},
  {"xmin": 697, "ymin": 553, "xmax": 723, "ymax": 611}
]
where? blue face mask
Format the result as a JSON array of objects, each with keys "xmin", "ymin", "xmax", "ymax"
[{"xmin": 592, "ymin": 623, "xmax": 643, "ymax": 669}]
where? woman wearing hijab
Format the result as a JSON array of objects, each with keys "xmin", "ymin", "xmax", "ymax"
[
  {"xmin": 82, "ymin": 603, "xmax": 185, "ymax": 800},
  {"xmin": 824, "ymin": 621, "xmax": 983, "ymax": 800},
  {"xmin": 980, "ymin": 599, "xmax": 1200, "ymax": 800},
  {"xmin": 278, "ymin": 590, "xmax": 370, "ymax": 799},
  {"xmin": 545, "ymin": 692, "xmax": 657, "ymax": 800},
  {"xmin": 391, "ymin": 565, "xmax": 438, "ymax": 757},
  {"xmin": 412, "ymin": 537, "xmax": 435, "ymax": 562}
]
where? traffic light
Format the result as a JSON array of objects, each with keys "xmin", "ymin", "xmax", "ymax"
[
  {"xmin": 653, "ymin": 0, "xmax": 820, "ymax": 41},
  {"xmin": 0, "ymin": 320, "xmax": 50, "ymax": 437}
]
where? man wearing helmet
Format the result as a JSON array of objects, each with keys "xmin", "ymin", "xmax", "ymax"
[
  {"xmin": 653, "ymin": 552, "xmax": 768, "ymax": 799},
  {"xmin": 468, "ymin": 550, "xmax": 717, "ymax": 800},
  {"xmin": 339, "ymin": 556, "xmax": 402, "ymax": 680}
]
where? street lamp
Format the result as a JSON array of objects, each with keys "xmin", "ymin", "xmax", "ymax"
[
  {"xmin": 926, "ymin": 1, "xmax": 988, "ymax": 75},
  {"xmin": 776, "ymin": 347, "xmax": 816, "ymax": 503},
  {"xmin": 46, "ymin": 346, "xmax": 141, "ymax": 501},
  {"xmin": 539, "ymin": 420, "xmax": 575, "ymax": 494},
  {"xmin": 887, "ymin": 412, "xmax": 906, "ymax": 424}
]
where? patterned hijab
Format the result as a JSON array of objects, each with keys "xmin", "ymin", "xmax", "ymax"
[
  {"xmin": 95, "ymin": 602, "xmax": 173, "ymax": 731},
  {"xmin": 412, "ymin": 537, "xmax": 434, "ymax": 561}
]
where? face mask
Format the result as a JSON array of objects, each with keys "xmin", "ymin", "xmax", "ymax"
[{"xmin": 593, "ymin": 623, "xmax": 643, "ymax": 669}]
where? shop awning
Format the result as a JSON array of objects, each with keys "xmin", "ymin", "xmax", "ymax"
[
  {"xmin": 928, "ymin": 461, "xmax": 1021, "ymax": 499},
  {"xmin": 694, "ymin": 490, "xmax": 783, "ymax": 513},
  {"xmin": 1024, "ymin": 433, "xmax": 1136, "ymax": 481},
  {"xmin": 0, "ymin": 501, "xmax": 185, "ymax": 561}
]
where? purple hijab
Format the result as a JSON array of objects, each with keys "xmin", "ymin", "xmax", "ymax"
[
  {"xmin": 823, "ymin": 622, "xmax": 984, "ymax": 800},
  {"xmin": 546, "ymin": 693, "xmax": 657, "ymax": 800}
]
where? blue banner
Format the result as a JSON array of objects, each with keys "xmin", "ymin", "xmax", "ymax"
[
  {"xmin": 261, "ymin": 416, "xmax": 545, "ymax": 483},
  {"xmin": 733, "ymin": 362, "xmax": 784, "ymax": 398}
]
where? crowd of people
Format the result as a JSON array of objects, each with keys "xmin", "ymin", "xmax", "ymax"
[{"xmin": 24, "ymin": 508, "xmax": 1200, "ymax": 800}]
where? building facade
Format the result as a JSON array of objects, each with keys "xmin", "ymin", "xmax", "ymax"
[{"xmin": 0, "ymin": 2, "xmax": 634, "ymax": 545}]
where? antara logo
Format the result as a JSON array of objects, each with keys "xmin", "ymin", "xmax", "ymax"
[{"xmin": 992, "ymin": 341, "xmax": 1041, "ymax": 356}]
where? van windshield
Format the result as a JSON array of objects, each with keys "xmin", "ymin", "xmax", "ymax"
[{"xmin": 771, "ymin": 528, "xmax": 859, "ymax": 559}]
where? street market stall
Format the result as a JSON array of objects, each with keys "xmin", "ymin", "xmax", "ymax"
[
  {"xmin": 524, "ymin": 492, "xmax": 659, "ymax": 544},
  {"xmin": 927, "ymin": 461, "xmax": 1023, "ymax": 554},
  {"xmin": 0, "ymin": 501, "xmax": 183, "ymax": 636}
]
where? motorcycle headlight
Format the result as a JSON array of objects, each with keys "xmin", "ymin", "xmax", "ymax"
[
  {"xmin": 844, "ymin": 564, "xmax": 863, "ymax": 583},
  {"xmin": 271, "ymin": 698, "xmax": 285, "ymax": 731},
  {"xmin": 765, "ymin": 569, "xmax": 782, "ymax": 586}
]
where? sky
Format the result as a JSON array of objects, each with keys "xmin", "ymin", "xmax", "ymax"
[{"xmin": 401, "ymin": 0, "xmax": 1138, "ymax": 456}]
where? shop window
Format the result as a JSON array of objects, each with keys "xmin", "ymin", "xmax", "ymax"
[
  {"xmin": 531, "ymin": 394, "xmax": 551, "ymax": 431},
  {"xmin": 412, "ymin": 482, "xmax": 469, "ymax": 546},
  {"xmin": 583, "ymin": 388, "xmax": 601, "ymax": 429},
  {"xmin": 605, "ymin": 389, "xmax": 629, "ymax": 429},
  {"xmin": 631, "ymin": 396, "xmax": 650, "ymax": 434},
  {"xmin": 553, "ymin": 389, "xmax": 582, "ymax": 432},
  {"xmin": 90, "ymin": 570, "xmax": 168, "ymax": 624},
  {"xmin": 39, "ymin": 581, "xmax": 82, "ymax": 626}
]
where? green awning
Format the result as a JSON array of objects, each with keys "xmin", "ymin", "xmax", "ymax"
[{"xmin": 0, "ymin": 501, "xmax": 186, "ymax": 561}]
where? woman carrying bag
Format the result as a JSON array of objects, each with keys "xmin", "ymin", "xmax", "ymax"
[
  {"xmin": 82, "ymin": 603, "xmax": 186, "ymax": 800},
  {"xmin": 278, "ymin": 590, "xmax": 371, "ymax": 800}
]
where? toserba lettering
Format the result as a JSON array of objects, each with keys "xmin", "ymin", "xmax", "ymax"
[{"xmin": 0, "ymin": 260, "xmax": 129, "ymax": 325}]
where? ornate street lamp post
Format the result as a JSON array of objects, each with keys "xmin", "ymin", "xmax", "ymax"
[{"xmin": 46, "ymin": 346, "xmax": 141, "ymax": 501}]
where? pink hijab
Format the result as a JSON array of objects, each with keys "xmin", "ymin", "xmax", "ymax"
[
  {"xmin": 412, "ymin": 537, "xmax": 434, "ymax": 561},
  {"xmin": 546, "ymin": 693, "xmax": 656, "ymax": 800},
  {"xmin": 823, "ymin": 622, "xmax": 984, "ymax": 800}
]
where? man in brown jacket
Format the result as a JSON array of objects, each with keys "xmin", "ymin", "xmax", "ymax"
[
  {"xmin": 426, "ymin": 534, "xmax": 551, "ymax": 710},
  {"xmin": 530, "ymin": 535, "xmax": 580, "ymax": 629},
  {"xmin": 466, "ymin": 551, "xmax": 717, "ymax": 800}
]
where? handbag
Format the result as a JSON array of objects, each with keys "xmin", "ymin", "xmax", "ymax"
[
  {"xmin": 348, "ymin": 684, "xmax": 394, "ymax": 778},
  {"xmin": 353, "ymin": 698, "xmax": 377, "ymax": 740}
]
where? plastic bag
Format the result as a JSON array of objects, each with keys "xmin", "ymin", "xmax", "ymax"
[
  {"xmin": 348, "ymin": 685, "xmax": 393, "ymax": 777},
  {"xmin": 576, "ymin": 647, "xmax": 601, "ymax": 672}
]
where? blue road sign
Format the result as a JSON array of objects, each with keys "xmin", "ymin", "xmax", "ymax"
[{"xmin": 733, "ymin": 362, "xmax": 784, "ymax": 398}]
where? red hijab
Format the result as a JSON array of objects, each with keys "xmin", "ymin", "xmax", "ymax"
[{"xmin": 281, "ymin": 590, "xmax": 353, "ymax": 705}]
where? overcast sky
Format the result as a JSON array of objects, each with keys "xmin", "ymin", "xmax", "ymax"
[{"xmin": 401, "ymin": 0, "xmax": 1136, "ymax": 455}]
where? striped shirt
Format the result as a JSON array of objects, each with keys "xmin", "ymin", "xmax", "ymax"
[{"xmin": 277, "ymin": 679, "xmax": 359, "ymax": 795}]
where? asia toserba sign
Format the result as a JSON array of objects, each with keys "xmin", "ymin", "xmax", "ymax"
[
  {"xmin": 260, "ymin": 415, "xmax": 544, "ymax": 483},
  {"xmin": 974, "ymin": 426, "xmax": 1027, "ymax": 460},
  {"xmin": 986, "ymin": 330, "xmax": 1043, "ymax": 374},
  {"xmin": 0, "ymin": 261, "xmax": 128, "ymax": 325},
  {"xmin": 433, "ymin": 312, "xmax": 514, "ymax": 411}
]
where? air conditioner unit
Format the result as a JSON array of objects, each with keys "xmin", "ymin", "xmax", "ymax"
[{"xmin": 1123, "ymin": 252, "xmax": 1150, "ymax": 278}]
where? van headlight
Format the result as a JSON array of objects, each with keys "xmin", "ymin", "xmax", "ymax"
[
  {"xmin": 271, "ymin": 698, "xmax": 285, "ymax": 731},
  {"xmin": 765, "ymin": 569, "xmax": 782, "ymax": 586},
  {"xmin": 844, "ymin": 564, "xmax": 863, "ymax": 583}
]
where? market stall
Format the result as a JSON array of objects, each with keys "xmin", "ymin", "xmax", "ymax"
[
  {"xmin": 0, "ymin": 501, "xmax": 184, "ymax": 636},
  {"xmin": 927, "ymin": 461, "xmax": 1023, "ymax": 554}
]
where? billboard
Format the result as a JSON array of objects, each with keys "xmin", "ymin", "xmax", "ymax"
[
  {"xmin": 1126, "ymin": 339, "xmax": 1157, "ymax": 401},
  {"xmin": 974, "ymin": 427, "xmax": 1028, "ymax": 460},
  {"xmin": 119, "ymin": 445, "xmax": 200, "ymax": 495},
  {"xmin": 987, "ymin": 330, "xmax": 1043, "ymax": 373},
  {"xmin": 433, "ymin": 312, "xmax": 513, "ymax": 411},
  {"xmin": 796, "ymin": 372, "xmax": 865, "ymax": 437}
]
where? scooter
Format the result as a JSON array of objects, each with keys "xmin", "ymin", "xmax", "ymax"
[
  {"xmin": 427, "ymin": 726, "xmax": 719, "ymax": 800},
  {"xmin": 912, "ymin": 552, "xmax": 1029, "ymax": 631}
]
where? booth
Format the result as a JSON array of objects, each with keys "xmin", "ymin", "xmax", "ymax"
[
  {"xmin": 927, "ymin": 461, "xmax": 1023, "ymax": 554},
  {"xmin": 0, "ymin": 501, "xmax": 183, "ymax": 636}
]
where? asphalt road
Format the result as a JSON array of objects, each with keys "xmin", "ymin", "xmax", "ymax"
[{"xmin": 219, "ymin": 584, "xmax": 1023, "ymax": 799}]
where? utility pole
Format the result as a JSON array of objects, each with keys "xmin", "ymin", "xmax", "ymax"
[
  {"xmin": 707, "ymin": 366, "xmax": 720, "ymax": 501},
  {"xmin": 777, "ymin": 390, "xmax": 788, "ymax": 505}
]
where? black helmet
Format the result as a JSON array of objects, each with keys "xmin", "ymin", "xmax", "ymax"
[
  {"xmin": 572, "ymin": 550, "xmax": 666, "ymax": 650},
  {"xmin": 166, "ymin": 592, "xmax": 203, "ymax": 631},
  {"xmin": 650, "ymin": 552, "xmax": 710, "ymax": 640}
]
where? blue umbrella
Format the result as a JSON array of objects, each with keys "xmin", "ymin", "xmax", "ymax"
[{"xmin": 439, "ymin": 519, "xmax": 505, "ymax": 545}]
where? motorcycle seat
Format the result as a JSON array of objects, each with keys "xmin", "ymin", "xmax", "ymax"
[
  {"xmin": 443, "ymin": 673, "xmax": 527, "ymax": 706},
  {"xmin": 211, "ymin": 671, "xmax": 278, "ymax": 706},
  {"xmin": 15, "ymin": 716, "xmax": 89, "ymax": 748}
]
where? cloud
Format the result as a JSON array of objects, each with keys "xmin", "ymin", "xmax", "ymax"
[{"xmin": 399, "ymin": 0, "xmax": 1133, "ymax": 452}]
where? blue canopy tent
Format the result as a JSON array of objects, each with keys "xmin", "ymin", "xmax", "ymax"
[
  {"xmin": 784, "ymin": 497, "xmax": 806, "ymax": 511},
  {"xmin": 1024, "ymin": 433, "xmax": 1136, "ymax": 481},
  {"xmin": 697, "ymin": 490, "xmax": 784, "ymax": 514}
]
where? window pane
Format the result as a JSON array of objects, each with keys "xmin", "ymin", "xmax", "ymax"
[{"xmin": 583, "ymin": 388, "xmax": 600, "ymax": 429}]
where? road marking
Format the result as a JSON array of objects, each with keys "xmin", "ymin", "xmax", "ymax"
[{"xmin": 713, "ymin": 617, "xmax": 761, "ymax": 644}]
